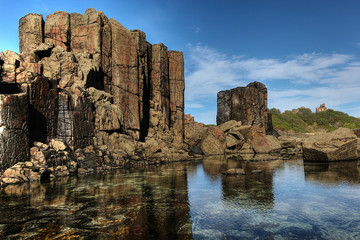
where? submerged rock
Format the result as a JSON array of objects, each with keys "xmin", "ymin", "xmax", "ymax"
[{"xmin": 223, "ymin": 168, "xmax": 245, "ymax": 175}]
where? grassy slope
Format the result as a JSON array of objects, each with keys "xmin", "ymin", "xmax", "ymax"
[{"xmin": 270, "ymin": 108, "xmax": 360, "ymax": 133}]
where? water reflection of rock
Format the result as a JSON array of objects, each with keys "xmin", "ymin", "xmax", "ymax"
[
  {"xmin": 202, "ymin": 156, "xmax": 284, "ymax": 210},
  {"xmin": 304, "ymin": 161, "xmax": 360, "ymax": 185},
  {"xmin": 0, "ymin": 163, "xmax": 194, "ymax": 239},
  {"xmin": 126, "ymin": 163, "xmax": 193, "ymax": 239}
]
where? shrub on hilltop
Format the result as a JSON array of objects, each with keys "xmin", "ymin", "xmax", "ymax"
[{"xmin": 270, "ymin": 108, "xmax": 360, "ymax": 133}]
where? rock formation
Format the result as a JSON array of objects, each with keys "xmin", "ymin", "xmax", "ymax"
[
  {"xmin": 302, "ymin": 128, "xmax": 358, "ymax": 162},
  {"xmin": 316, "ymin": 103, "xmax": 327, "ymax": 113},
  {"xmin": 0, "ymin": 8, "xmax": 185, "ymax": 179},
  {"xmin": 214, "ymin": 82, "xmax": 282, "ymax": 156},
  {"xmin": 216, "ymin": 81, "xmax": 274, "ymax": 135}
]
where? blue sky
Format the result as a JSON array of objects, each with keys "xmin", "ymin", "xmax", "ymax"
[{"xmin": 1, "ymin": 0, "xmax": 360, "ymax": 124}]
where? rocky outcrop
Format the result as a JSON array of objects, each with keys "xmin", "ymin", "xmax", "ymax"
[
  {"xmin": 217, "ymin": 81, "xmax": 273, "ymax": 135},
  {"xmin": 278, "ymin": 135, "xmax": 303, "ymax": 156},
  {"xmin": 251, "ymin": 134, "xmax": 282, "ymax": 154},
  {"xmin": 215, "ymin": 82, "xmax": 282, "ymax": 156},
  {"xmin": 184, "ymin": 114, "xmax": 207, "ymax": 149},
  {"xmin": 0, "ymin": 92, "xmax": 29, "ymax": 171},
  {"xmin": 316, "ymin": 103, "xmax": 327, "ymax": 113},
  {"xmin": 0, "ymin": 8, "xmax": 186, "ymax": 181},
  {"xmin": 303, "ymin": 128, "xmax": 358, "ymax": 162},
  {"xmin": 200, "ymin": 127, "xmax": 226, "ymax": 155},
  {"xmin": 19, "ymin": 13, "xmax": 44, "ymax": 54}
]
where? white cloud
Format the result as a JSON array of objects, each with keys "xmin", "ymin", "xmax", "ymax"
[
  {"xmin": 184, "ymin": 44, "xmax": 360, "ymax": 123},
  {"xmin": 186, "ymin": 103, "xmax": 205, "ymax": 109}
]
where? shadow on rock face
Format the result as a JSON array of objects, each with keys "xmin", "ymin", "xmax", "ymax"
[{"xmin": 0, "ymin": 82, "xmax": 22, "ymax": 94}]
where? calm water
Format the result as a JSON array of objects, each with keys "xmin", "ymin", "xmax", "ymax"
[{"xmin": 0, "ymin": 157, "xmax": 360, "ymax": 239}]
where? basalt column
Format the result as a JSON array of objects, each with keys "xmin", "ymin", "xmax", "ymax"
[
  {"xmin": 150, "ymin": 44, "xmax": 170, "ymax": 131},
  {"xmin": 217, "ymin": 81, "xmax": 273, "ymax": 135},
  {"xmin": 169, "ymin": 51, "xmax": 185, "ymax": 146},
  {"xmin": 44, "ymin": 11, "xmax": 70, "ymax": 51},
  {"xmin": 110, "ymin": 19, "xmax": 141, "ymax": 140},
  {"xmin": 0, "ymin": 87, "xmax": 29, "ymax": 173},
  {"xmin": 70, "ymin": 8, "xmax": 109, "ymax": 90},
  {"xmin": 131, "ymin": 30, "xmax": 151, "ymax": 141},
  {"xmin": 19, "ymin": 13, "xmax": 44, "ymax": 54},
  {"xmin": 29, "ymin": 76, "xmax": 58, "ymax": 144}
]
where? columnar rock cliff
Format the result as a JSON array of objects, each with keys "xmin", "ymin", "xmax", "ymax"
[
  {"xmin": 0, "ymin": 8, "xmax": 185, "ymax": 174},
  {"xmin": 216, "ymin": 81, "xmax": 273, "ymax": 135}
]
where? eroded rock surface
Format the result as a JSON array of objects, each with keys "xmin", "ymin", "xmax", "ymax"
[
  {"xmin": 217, "ymin": 81, "xmax": 273, "ymax": 135},
  {"xmin": 0, "ymin": 8, "xmax": 186, "ymax": 184},
  {"xmin": 303, "ymin": 128, "xmax": 358, "ymax": 162}
]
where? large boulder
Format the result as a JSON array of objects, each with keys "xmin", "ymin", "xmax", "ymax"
[
  {"xmin": 217, "ymin": 81, "xmax": 273, "ymax": 135},
  {"xmin": 184, "ymin": 114, "xmax": 207, "ymax": 148},
  {"xmin": 219, "ymin": 121, "xmax": 246, "ymax": 151},
  {"xmin": 200, "ymin": 127, "xmax": 226, "ymax": 155},
  {"xmin": 303, "ymin": 128, "xmax": 358, "ymax": 162},
  {"xmin": 251, "ymin": 134, "xmax": 281, "ymax": 154}
]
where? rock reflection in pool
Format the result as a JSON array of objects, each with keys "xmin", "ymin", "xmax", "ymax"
[
  {"xmin": 0, "ymin": 163, "xmax": 194, "ymax": 239},
  {"xmin": 0, "ymin": 157, "xmax": 360, "ymax": 239}
]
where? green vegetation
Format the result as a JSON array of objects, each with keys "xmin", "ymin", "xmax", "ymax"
[{"xmin": 270, "ymin": 107, "xmax": 360, "ymax": 133}]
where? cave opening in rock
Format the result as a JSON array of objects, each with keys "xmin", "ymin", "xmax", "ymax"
[
  {"xmin": 0, "ymin": 59, "xmax": 4, "ymax": 74},
  {"xmin": 29, "ymin": 105, "xmax": 47, "ymax": 145},
  {"xmin": 0, "ymin": 82, "xmax": 22, "ymax": 94},
  {"xmin": 86, "ymin": 69, "xmax": 105, "ymax": 90},
  {"xmin": 35, "ymin": 48, "xmax": 52, "ymax": 59},
  {"xmin": 15, "ymin": 60, "xmax": 20, "ymax": 69}
]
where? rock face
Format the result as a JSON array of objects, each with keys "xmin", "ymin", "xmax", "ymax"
[
  {"xmin": 0, "ymin": 92, "xmax": 29, "ymax": 171},
  {"xmin": 251, "ymin": 135, "xmax": 282, "ymax": 154},
  {"xmin": 303, "ymin": 128, "xmax": 358, "ymax": 162},
  {"xmin": 200, "ymin": 127, "xmax": 226, "ymax": 155},
  {"xmin": 19, "ymin": 13, "xmax": 44, "ymax": 54},
  {"xmin": 316, "ymin": 103, "xmax": 327, "ymax": 113},
  {"xmin": 215, "ymin": 82, "xmax": 281, "ymax": 156},
  {"xmin": 216, "ymin": 81, "xmax": 273, "ymax": 135},
  {"xmin": 0, "ymin": 8, "xmax": 185, "ymax": 176},
  {"xmin": 184, "ymin": 114, "xmax": 207, "ymax": 149}
]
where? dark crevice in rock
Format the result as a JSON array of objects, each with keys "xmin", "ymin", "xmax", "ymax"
[
  {"xmin": 140, "ymin": 71, "xmax": 150, "ymax": 142},
  {"xmin": 0, "ymin": 58, "xmax": 3, "ymax": 80},
  {"xmin": 228, "ymin": 145, "xmax": 237, "ymax": 150},
  {"xmin": 15, "ymin": 60, "xmax": 20, "ymax": 69},
  {"xmin": 34, "ymin": 48, "xmax": 52, "ymax": 59},
  {"xmin": 41, "ymin": 17, "xmax": 45, "ymax": 43},
  {"xmin": 86, "ymin": 68, "xmax": 104, "ymax": 90},
  {"xmin": 229, "ymin": 133, "xmax": 241, "ymax": 140},
  {"xmin": 0, "ymin": 83, "xmax": 22, "ymax": 94},
  {"xmin": 29, "ymin": 105, "xmax": 48, "ymax": 145},
  {"xmin": 40, "ymin": 169, "xmax": 51, "ymax": 182},
  {"xmin": 102, "ymin": 129, "xmax": 123, "ymax": 135}
]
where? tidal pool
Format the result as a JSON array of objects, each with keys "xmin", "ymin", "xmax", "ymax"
[{"xmin": 0, "ymin": 157, "xmax": 360, "ymax": 239}]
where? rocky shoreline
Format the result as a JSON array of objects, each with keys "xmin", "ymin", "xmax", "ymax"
[{"xmin": 1, "ymin": 8, "xmax": 359, "ymax": 188}]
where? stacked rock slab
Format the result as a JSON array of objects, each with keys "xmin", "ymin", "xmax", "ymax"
[
  {"xmin": 217, "ymin": 81, "xmax": 273, "ymax": 135},
  {"xmin": 0, "ymin": 8, "xmax": 185, "ymax": 173}
]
